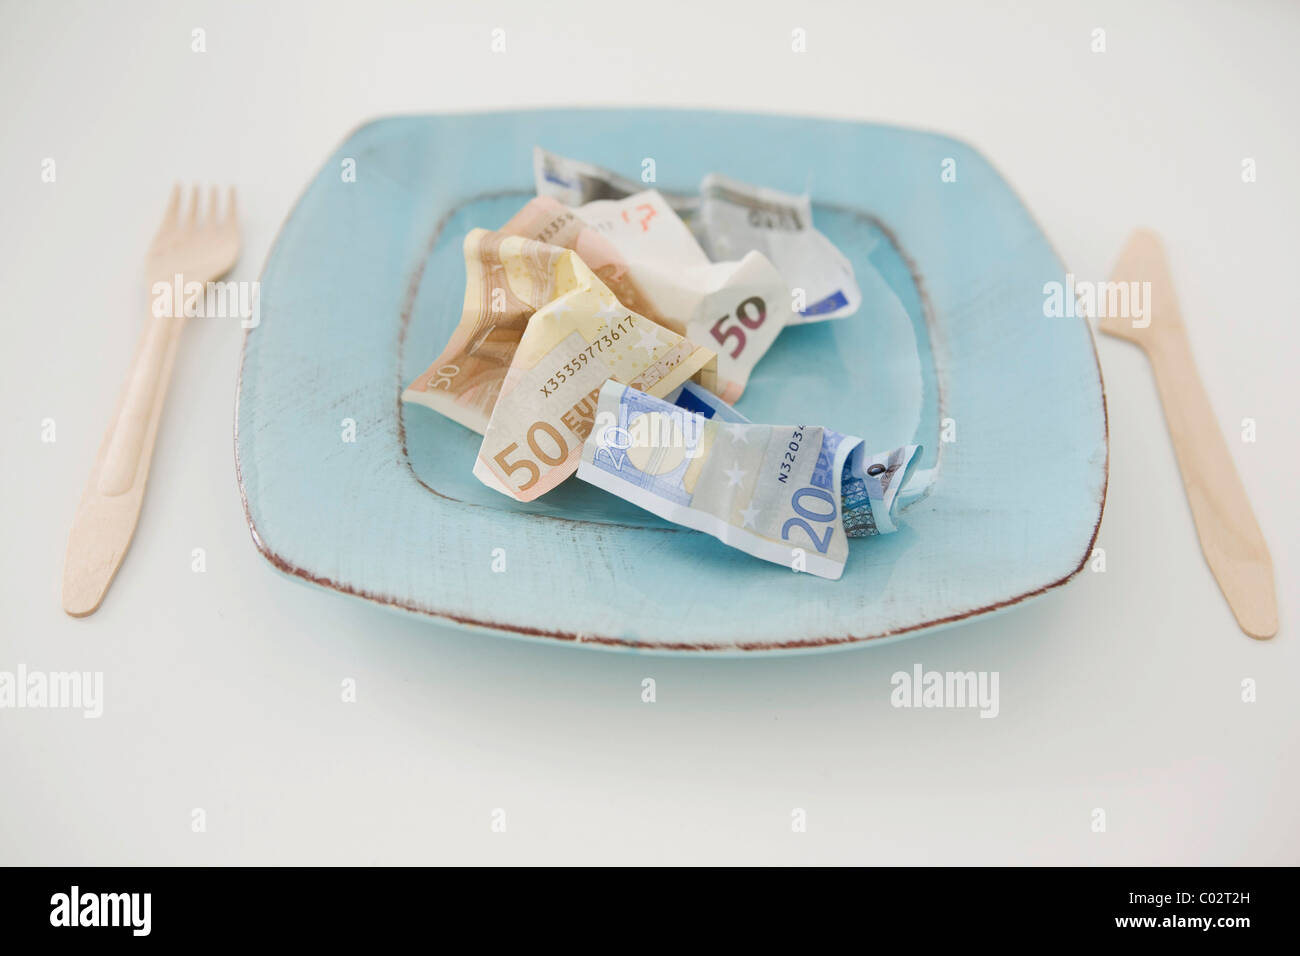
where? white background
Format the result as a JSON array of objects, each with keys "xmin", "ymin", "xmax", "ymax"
[{"xmin": 1, "ymin": 0, "xmax": 1296, "ymax": 865}]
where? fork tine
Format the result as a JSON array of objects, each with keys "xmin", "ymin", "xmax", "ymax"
[
  {"xmin": 187, "ymin": 185, "xmax": 201, "ymax": 225},
  {"xmin": 225, "ymin": 186, "xmax": 238, "ymax": 226},
  {"xmin": 207, "ymin": 186, "xmax": 220, "ymax": 225},
  {"xmin": 161, "ymin": 183, "xmax": 182, "ymax": 229}
]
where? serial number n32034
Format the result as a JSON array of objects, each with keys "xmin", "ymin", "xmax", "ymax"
[{"xmin": 776, "ymin": 427, "xmax": 806, "ymax": 484}]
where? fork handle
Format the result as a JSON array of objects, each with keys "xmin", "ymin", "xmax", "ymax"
[{"xmin": 62, "ymin": 307, "xmax": 186, "ymax": 616}]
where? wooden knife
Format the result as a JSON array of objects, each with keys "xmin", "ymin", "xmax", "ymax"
[{"xmin": 1100, "ymin": 229, "xmax": 1277, "ymax": 639}]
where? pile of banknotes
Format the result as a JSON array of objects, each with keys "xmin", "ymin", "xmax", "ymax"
[{"xmin": 403, "ymin": 148, "xmax": 919, "ymax": 580}]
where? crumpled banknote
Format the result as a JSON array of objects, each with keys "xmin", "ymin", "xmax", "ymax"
[
  {"xmin": 577, "ymin": 380, "xmax": 920, "ymax": 579},
  {"xmin": 572, "ymin": 189, "xmax": 790, "ymax": 401},
  {"xmin": 403, "ymin": 154, "xmax": 918, "ymax": 571},
  {"xmin": 534, "ymin": 147, "xmax": 697, "ymax": 214},
  {"xmin": 497, "ymin": 191, "xmax": 786, "ymax": 401},
  {"xmin": 697, "ymin": 174, "xmax": 861, "ymax": 320},
  {"xmin": 403, "ymin": 229, "xmax": 715, "ymax": 501},
  {"xmin": 535, "ymin": 147, "xmax": 861, "ymax": 323},
  {"xmin": 667, "ymin": 381, "xmax": 920, "ymax": 537},
  {"xmin": 497, "ymin": 195, "xmax": 667, "ymax": 329}
]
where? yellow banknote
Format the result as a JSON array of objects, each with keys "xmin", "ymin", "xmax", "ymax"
[
  {"xmin": 402, "ymin": 228, "xmax": 565, "ymax": 434},
  {"xmin": 471, "ymin": 232, "xmax": 716, "ymax": 500},
  {"xmin": 499, "ymin": 195, "xmax": 668, "ymax": 330},
  {"xmin": 404, "ymin": 228, "xmax": 716, "ymax": 501}
]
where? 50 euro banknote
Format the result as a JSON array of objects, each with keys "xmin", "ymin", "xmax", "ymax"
[
  {"xmin": 568, "ymin": 189, "xmax": 790, "ymax": 402},
  {"xmin": 577, "ymin": 380, "xmax": 920, "ymax": 579},
  {"xmin": 535, "ymin": 147, "xmax": 860, "ymax": 323},
  {"xmin": 501, "ymin": 192, "xmax": 782, "ymax": 401},
  {"xmin": 403, "ymin": 228, "xmax": 716, "ymax": 502},
  {"xmin": 497, "ymin": 194, "xmax": 669, "ymax": 332}
]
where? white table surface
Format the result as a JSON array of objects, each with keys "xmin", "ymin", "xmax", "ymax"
[{"xmin": 1, "ymin": 0, "xmax": 1295, "ymax": 865}]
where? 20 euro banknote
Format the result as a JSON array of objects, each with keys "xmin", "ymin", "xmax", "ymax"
[
  {"xmin": 667, "ymin": 381, "xmax": 921, "ymax": 537},
  {"xmin": 577, "ymin": 380, "xmax": 916, "ymax": 579}
]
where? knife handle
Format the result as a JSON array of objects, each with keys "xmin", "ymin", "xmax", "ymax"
[{"xmin": 1145, "ymin": 328, "xmax": 1278, "ymax": 638}]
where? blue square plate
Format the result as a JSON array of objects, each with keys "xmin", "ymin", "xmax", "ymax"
[{"xmin": 235, "ymin": 109, "xmax": 1107, "ymax": 654}]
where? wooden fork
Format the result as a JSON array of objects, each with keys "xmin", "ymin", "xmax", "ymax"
[
  {"xmin": 1101, "ymin": 229, "xmax": 1277, "ymax": 639},
  {"xmin": 62, "ymin": 185, "xmax": 241, "ymax": 617}
]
